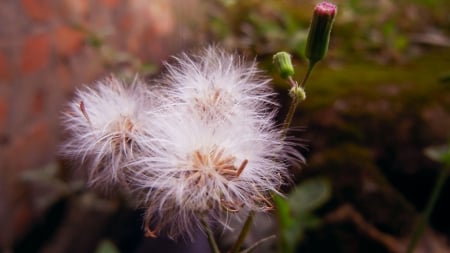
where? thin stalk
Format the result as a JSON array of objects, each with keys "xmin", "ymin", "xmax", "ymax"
[
  {"xmin": 282, "ymin": 60, "xmax": 316, "ymax": 131},
  {"xmin": 202, "ymin": 218, "xmax": 221, "ymax": 253},
  {"xmin": 229, "ymin": 211, "xmax": 255, "ymax": 253},
  {"xmin": 232, "ymin": 57, "xmax": 319, "ymax": 253},
  {"xmin": 405, "ymin": 165, "xmax": 449, "ymax": 253},
  {"xmin": 240, "ymin": 235, "xmax": 277, "ymax": 253},
  {"xmin": 299, "ymin": 61, "xmax": 317, "ymax": 88},
  {"xmin": 282, "ymin": 88, "xmax": 299, "ymax": 131}
]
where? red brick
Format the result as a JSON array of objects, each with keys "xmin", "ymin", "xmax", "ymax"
[
  {"xmin": 0, "ymin": 97, "xmax": 7, "ymax": 131},
  {"xmin": 31, "ymin": 90, "xmax": 44, "ymax": 115},
  {"xmin": 0, "ymin": 50, "xmax": 11, "ymax": 81},
  {"xmin": 61, "ymin": 0, "xmax": 90, "ymax": 19},
  {"xmin": 57, "ymin": 63, "xmax": 72, "ymax": 93},
  {"xmin": 7, "ymin": 121, "xmax": 51, "ymax": 171},
  {"xmin": 54, "ymin": 26, "xmax": 85, "ymax": 57},
  {"xmin": 126, "ymin": 33, "xmax": 140, "ymax": 56},
  {"xmin": 20, "ymin": 0, "xmax": 54, "ymax": 22},
  {"xmin": 119, "ymin": 13, "xmax": 134, "ymax": 31},
  {"xmin": 141, "ymin": 26, "xmax": 167, "ymax": 60},
  {"xmin": 147, "ymin": 1, "xmax": 174, "ymax": 36},
  {"xmin": 100, "ymin": 0, "xmax": 120, "ymax": 9},
  {"xmin": 20, "ymin": 34, "xmax": 51, "ymax": 74}
]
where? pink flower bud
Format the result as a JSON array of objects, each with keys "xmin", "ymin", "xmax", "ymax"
[{"xmin": 305, "ymin": 2, "xmax": 337, "ymax": 64}]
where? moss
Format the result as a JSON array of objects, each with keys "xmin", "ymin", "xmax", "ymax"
[{"xmin": 270, "ymin": 48, "xmax": 450, "ymax": 111}]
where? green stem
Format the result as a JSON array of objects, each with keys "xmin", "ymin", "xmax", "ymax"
[
  {"xmin": 299, "ymin": 60, "xmax": 317, "ymax": 88},
  {"xmin": 202, "ymin": 218, "xmax": 221, "ymax": 253},
  {"xmin": 405, "ymin": 165, "xmax": 449, "ymax": 253},
  {"xmin": 282, "ymin": 60, "xmax": 317, "ymax": 131},
  {"xmin": 229, "ymin": 211, "xmax": 255, "ymax": 253},
  {"xmin": 282, "ymin": 89, "xmax": 299, "ymax": 131},
  {"xmin": 233, "ymin": 56, "xmax": 319, "ymax": 253}
]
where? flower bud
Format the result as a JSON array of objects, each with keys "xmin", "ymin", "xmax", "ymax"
[
  {"xmin": 273, "ymin": 52, "xmax": 295, "ymax": 79},
  {"xmin": 289, "ymin": 86, "xmax": 306, "ymax": 101},
  {"xmin": 305, "ymin": 2, "xmax": 337, "ymax": 64}
]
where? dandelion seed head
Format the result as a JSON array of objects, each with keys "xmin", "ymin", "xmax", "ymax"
[
  {"xmin": 60, "ymin": 76, "xmax": 155, "ymax": 189},
  {"xmin": 161, "ymin": 47, "xmax": 276, "ymax": 124},
  {"xmin": 60, "ymin": 47, "xmax": 303, "ymax": 240},
  {"xmin": 130, "ymin": 47, "xmax": 303, "ymax": 239}
]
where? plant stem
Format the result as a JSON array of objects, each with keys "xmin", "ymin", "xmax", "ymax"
[
  {"xmin": 201, "ymin": 218, "xmax": 221, "ymax": 253},
  {"xmin": 282, "ymin": 61, "xmax": 316, "ymax": 131},
  {"xmin": 405, "ymin": 165, "xmax": 449, "ymax": 253},
  {"xmin": 231, "ymin": 57, "xmax": 319, "ymax": 253},
  {"xmin": 240, "ymin": 235, "xmax": 277, "ymax": 253},
  {"xmin": 299, "ymin": 61, "xmax": 316, "ymax": 88},
  {"xmin": 282, "ymin": 88, "xmax": 299, "ymax": 131},
  {"xmin": 229, "ymin": 210, "xmax": 255, "ymax": 253}
]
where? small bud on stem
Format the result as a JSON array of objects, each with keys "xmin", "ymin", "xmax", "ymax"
[
  {"xmin": 273, "ymin": 52, "xmax": 295, "ymax": 79},
  {"xmin": 289, "ymin": 86, "xmax": 306, "ymax": 102},
  {"xmin": 305, "ymin": 2, "xmax": 337, "ymax": 66}
]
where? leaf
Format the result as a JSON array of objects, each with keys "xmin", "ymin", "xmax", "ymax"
[
  {"xmin": 288, "ymin": 177, "xmax": 331, "ymax": 214},
  {"xmin": 294, "ymin": 212, "xmax": 322, "ymax": 229},
  {"xmin": 273, "ymin": 193, "xmax": 297, "ymax": 253},
  {"xmin": 273, "ymin": 178, "xmax": 331, "ymax": 253},
  {"xmin": 425, "ymin": 144, "xmax": 450, "ymax": 164},
  {"xmin": 95, "ymin": 240, "xmax": 120, "ymax": 253},
  {"xmin": 272, "ymin": 193, "xmax": 293, "ymax": 228},
  {"xmin": 282, "ymin": 226, "xmax": 303, "ymax": 253}
]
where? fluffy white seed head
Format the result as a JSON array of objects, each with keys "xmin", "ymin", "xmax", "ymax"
[
  {"xmin": 161, "ymin": 47, "xmax": 277, "ymax": 125},
  {"xmin": 60, "ymin": 76, "xmax": 156, "ymax": 190},
  {"xmin": 60, "ymin": 47, "xmax": 303, "ymax": 240},
  {"xmin": 130, "ymin": 47, "xmax": 303, "ymax": 239}
]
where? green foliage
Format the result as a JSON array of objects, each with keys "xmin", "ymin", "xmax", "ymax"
[
  {"xmin": 21, "ymin": 163, "xmax": 84, "ymax": 210},
  {"xmin": 208, "ymin": 0, "xmax": 449, "ymax": 63},
  {"xmin": 407, "ymin": 141, "xmax": 450, "ymax": 253},
  {"xmin": 72, "ymin": 24, "xmax": 158, "ymax": 79},
  {"xmin": 425, "ymin": 144, "xmax": 450, "ymax": 165},
  {"xmin": 206, "ymin": 0, "xmax": 309, "ymax": 57},
  {"xmin": 273, "ymin": 177, "xmax": 331, "ymax": 253},
  {"xmin": 95, "ymin": 240, "xmax": 120, "ymax": 253}
]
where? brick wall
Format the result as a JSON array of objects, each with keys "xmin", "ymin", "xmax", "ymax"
[{"xmin": 0, "ymin": 0, "xmax": 202, "ymax": 248}]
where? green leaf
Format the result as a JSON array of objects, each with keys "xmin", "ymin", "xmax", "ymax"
[
  {"xmin": 425, "ymin": 144, "xmax": 450, "ymax": 164},
  {"xmin": 139, "ymin": 63, "xmax": 158, "ymax": 76},
  {"xmin": 273, "ymin": 193, "xmax": 297, "ymax": 253},
  {"xmin": 294, "ymin": 212, "xmax": 322, "ymax": 229},
  {"xmin": 288, "ymin": 177, "xmax": 331, "ymax": 214},
  {"xmin": 95, "ymin": 240, "xmax": 120, "ymax": 253},
  {"xmin": 282, "ymin": 226, "xmax": 303, "ymax": 253},
  {"xmin": 273, "ymin": 178, "xmax": 331, "ymax": 253},
  {"xmin": 273, "ymin": 193, "xmax": 293, "ymax": 228}
]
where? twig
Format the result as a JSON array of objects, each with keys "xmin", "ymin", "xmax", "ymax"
[{"xmin": 324, "ymin": 204, "xmax": 405, "ymax": 253}]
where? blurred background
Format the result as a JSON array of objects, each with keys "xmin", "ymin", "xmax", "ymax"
[{"xmin": 0, "ymin": 0, "xmax": 449, "ymax": 252}]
